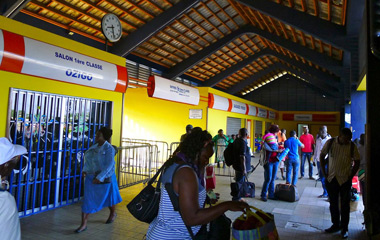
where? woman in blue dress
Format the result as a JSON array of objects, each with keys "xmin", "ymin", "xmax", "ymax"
[
  {"xmin": 147, "ymin": 129, "xmax": 249, "ymax": 239},
  {"xmin": 75, "ymin": 127, "xmax": 122, "ymax": 233}
]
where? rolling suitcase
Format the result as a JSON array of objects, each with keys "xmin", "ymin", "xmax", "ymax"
[{"xmin": 274, "ymin": 183, "xmax": 299, "ymax": 202}]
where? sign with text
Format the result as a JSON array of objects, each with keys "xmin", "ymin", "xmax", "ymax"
[
  {"xmin": 230, "ymin": 100, "xmax": 248, "ymax": 114},
  {"xmin": 208, "ymin": 93, "xmax": 273, "ymax": 119},
  {"xmin": 0, "ymin": 30, "xmax": 127, "ymax": 92},
  {"xmin": 257, "ymin": 108, "xmax": 268, "ymax": 118},
  {"xmin": 268, "ymin": 111, "xmax": 276, "ymax": 119},
  {"xmin": 147, "ymin": 75, "xmax": 200, "ymax": 105},
  {"xmin": 189, "ymin": 109, "xmax": 203, "ymax": 119}
]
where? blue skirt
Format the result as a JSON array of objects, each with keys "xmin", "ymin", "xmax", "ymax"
[{"xmin": 81, "ymin": 174, "xmax": 122, "ymax": 214}]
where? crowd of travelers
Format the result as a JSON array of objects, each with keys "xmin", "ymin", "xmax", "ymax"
[{"xmin": 0, "ymin": 123, "xmax": 365, "ymax": 239}]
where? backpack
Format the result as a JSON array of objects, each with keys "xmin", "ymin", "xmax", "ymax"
[
  {"xmin": 258, "ymin": 145, "xmax": 267, "ymax": 166},
  {"xmin": 224, "ymin": 142, "xmax": 235, "ymax": 167}
]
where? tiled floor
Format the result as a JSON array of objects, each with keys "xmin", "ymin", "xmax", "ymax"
[{"xmin": 20, "ymin": 157, "xmax": 367, "ymax": 239}]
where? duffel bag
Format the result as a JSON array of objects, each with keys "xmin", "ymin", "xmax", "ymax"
[
  {"xmin": 231, "ymin": 177, "xmax": 255, "ymax": 199},
  {"xmin": 274, "ymin": 183, "xmax": 299, "ymax": 202}
]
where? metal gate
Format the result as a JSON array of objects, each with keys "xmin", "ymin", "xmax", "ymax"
[{"xmin": 7, "ymin": 88, "xmax": 111, "ymax": 217}]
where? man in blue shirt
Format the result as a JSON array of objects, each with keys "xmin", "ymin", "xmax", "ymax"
[{"xmin": 284, "ymin": 130, "xmax": 304, "ymax": 186}]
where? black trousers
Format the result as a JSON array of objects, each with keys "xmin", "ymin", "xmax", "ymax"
[{"xmin": 325, "ymin": 177, "xmax": 352, "ymax": 230}]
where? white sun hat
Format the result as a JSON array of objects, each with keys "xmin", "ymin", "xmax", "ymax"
[{"xmin": 0, "ymin": 137, "xmax": 27, "ymax": 165}]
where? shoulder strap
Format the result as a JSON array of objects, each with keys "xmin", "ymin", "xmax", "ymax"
[
  {"xmin": 165, "ymin": 163, "xmax": 205, "ymax": 239},
  {"xmin": 147, "ymin": 160, "xmax": 167, "ymax": 186}
]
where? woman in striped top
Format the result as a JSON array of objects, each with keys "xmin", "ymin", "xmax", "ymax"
[{"xmin": 146, "ymin": 129, "xmax": 248, "ymax": 239}]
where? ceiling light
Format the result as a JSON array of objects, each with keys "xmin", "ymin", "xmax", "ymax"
[
  {"xmin": 262, "ymin": 82, "xmax": 266, "ymax": 85},
  {"xmin": 266, "ymin": 80, "xmax": 270, "ymax": 83},
  {"xmin": 278, "ymin": 73, "xmax": 283, "ymax": 77},
  {"xmin": 270, "ymin": 77, "xmax": 274, "ymax": 81},
  {"xmin": 254, "ymin": 86, "xmax": 258, "ymax": 89},
  {"xmin": 282, "ymin": 71, "xmax": 287, "ymax": 75},
  {"xmin": 258, "ymin": 84, "xmax": 262, "ymax": 87},
  {"xmin": 242, "ymin": 92, "xmax": 246, "ymax": 95},
  {"xmin": 250, "ymin": 88, "xmax": 254, "ymax": 91}
]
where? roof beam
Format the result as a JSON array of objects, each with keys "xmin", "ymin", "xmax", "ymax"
[
  {"xmin": 202, "ymin": 47, "xmax": 339, "ymax": 89},
  {"xmin": 238, "ymin": 63, "xmax": 341, "ymax": 98},
  {"xmin": 164, "ymin": 25, "xmax": 345, "ymax": 80},
  {"xmin": 1, "ymin": 0, "xmax": 31, "ymax": 18},
  {"xmin": 243, "ymin": 74, "xmax": 341, "ymax": 101},
  {"xmin": 162, "ymin": 27, "xmax": 248, "ymax": 80},
  {"xmin": 111, "ymin": 0, "xmax": 200, "ymax": 57},
  {"xmin": 235, "ymin": 0, "xmax": 350, "ymax": 51}
]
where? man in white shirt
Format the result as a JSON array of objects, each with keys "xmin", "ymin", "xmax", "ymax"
[
  {"xmin": 314, "ymin": 126, "xmax": 331, "ymax": 198},
  {"xmin": 0, "ymin": 137, "xmax": 28, "ymax": 240},
  {"xmin": 320, "ymin": 128, "xmax": 360, "ymax": 239}
]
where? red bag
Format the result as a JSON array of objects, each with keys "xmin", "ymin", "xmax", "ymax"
[{"xmin": 206, "ymin": 164, "xmax": 216, "ymax": 190}]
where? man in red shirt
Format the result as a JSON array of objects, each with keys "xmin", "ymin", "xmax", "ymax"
[{"xmin": 299, "ymin": 126, "xmax": 315, "ymax": 179}]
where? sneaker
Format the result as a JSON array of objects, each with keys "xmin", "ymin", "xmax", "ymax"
[
  {"xmin": 299, "ymin": 176, "xmax": 303, "ymax": 179},
  {"xmin": 309, "ymin": 176, "xmax": 316, "ymax": 180},
  {"xmin": 325, "ymin": 225, "xmax": 341, "ymax": 233},
  {"xmin": 260, "ymin": 197, "xmax": 267, "ymax": 202},
  {"xmin": 341, "ymin": 229, "xmax": 348, "ymax": 239}
]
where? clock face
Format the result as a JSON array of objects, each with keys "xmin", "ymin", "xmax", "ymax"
[{"xmin": 101, "ymin": 13, "xmax": 122, "ymax": 42}]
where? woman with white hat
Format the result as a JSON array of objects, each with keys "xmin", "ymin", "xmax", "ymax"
[{"xmin": 0, "ymin": 137, "xmax": 28, "ymax": 240}]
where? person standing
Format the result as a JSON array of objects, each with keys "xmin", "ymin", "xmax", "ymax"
[
  {"xmin": 320, "ymin": 128, "xmax": 360, "ymax": 239},
  {"xmin": 232, "ymin": 128, "xmax": 253, "ymax": 201},
  {"xmin": 299, "ymin": 126, "xmax": 315, "ymax": 179},
  {"xmin": 180, "ymin": 124, "xmax": 193, "ymax": 142},
  {"xmin": 277, "ymin": 129, "xmax": 287, "ymax": 180},
  {"xmin": 284, "ymin": 131, "xmax": 304, "ymax": 186},
  {"xmin": 75, "ymin": 127, "xmax": 122, "ymax": 233},
  {"xmin": 212, "ymin": 129, "xmax": 229, "ymax": 168},
  {"xmin": 147, "ymin": 130, "xmax": 248, "ymax": 239},
  {"xmin": 314, "ymin": 126, "xmax": 331, "ymax": 198},
  {"xmin": 0, "ymin": 138, "xmax": 28, "ymax": 240},
  {"xmin": 260, "ymin": 125, "xmax": 283, "ymax": 202}
]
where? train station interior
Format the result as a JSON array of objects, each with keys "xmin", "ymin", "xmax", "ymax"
[{"xmin": 0, "ymin": 0, "xmax": 378, "ymax": 239}]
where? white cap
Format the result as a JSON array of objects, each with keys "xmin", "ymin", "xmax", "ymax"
[{"xmin": 0, "ymin": 137, "xmax": 27, "ymax": 165}]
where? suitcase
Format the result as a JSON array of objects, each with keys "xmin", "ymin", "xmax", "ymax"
[
  {"xmin": 274, "ymin": 183, "xmax": 299, "ymax": 202},
  {"xmin": 206, "ymin": 164, "xmax": 216, "ymax": 190}
]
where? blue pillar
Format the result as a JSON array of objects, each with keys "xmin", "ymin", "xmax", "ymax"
[
  {"xmin": 344, "ymin": 103, "xmax": 351, "ymax": 128},
  {"xmin": 351, "ymin": 91, "xmax": 366, "ymax": 140}
]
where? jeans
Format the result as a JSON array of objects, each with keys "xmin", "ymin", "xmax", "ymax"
[
  {"xmin": 261, "ymin": 161, "xmax": 280, "ymax": 199},
  {"xmin": 233, "ymin": 171, "xmax": 245, "ymax": 201},
  {"xmin": 286, "ymin": 158, "xmax": 299, "ymax": 186},
  {"xmin": 317, "ymin": 161, "xmax": 328, "ymax": 196},
  {"xmin": 325, "ymin": 178, "xmax": 352, "ymax": 230},
  {"xmin": 300, "ymin": 152, "xmax": 313, "ymax": 177}
]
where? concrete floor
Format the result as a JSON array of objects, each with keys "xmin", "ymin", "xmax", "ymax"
[{"xmin": 20, "ymin": 157, "xmax": 366, "ymax": 239}]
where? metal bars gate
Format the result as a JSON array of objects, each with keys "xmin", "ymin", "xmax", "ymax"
[
  {"xmin": 7, "ymin": 88, "xmax": 112, "ymax": 217},
  {"xmin": 117, "ymin": 144, "xmax": 159, "ymax": 188}
]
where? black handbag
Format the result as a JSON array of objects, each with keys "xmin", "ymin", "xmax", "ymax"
[
  {"xmin": 126, "ymin": 164, "xmax": 165, "ymax": 223},
  {"xmin": 230, "ymin": 178, "xmax": 255, "ymax": 199}
]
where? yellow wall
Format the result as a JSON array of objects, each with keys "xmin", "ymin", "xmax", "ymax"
[
  {"xmin": 0, "ymin": 17, "xmax": 125, "ymax": 145},
  {"xmin": 123, "ymin": 88, "xmax": 208, "ymax": 143},
  {"xmin": 277, "ymin": 111, "xmax": 341, "ymax": 138}
]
